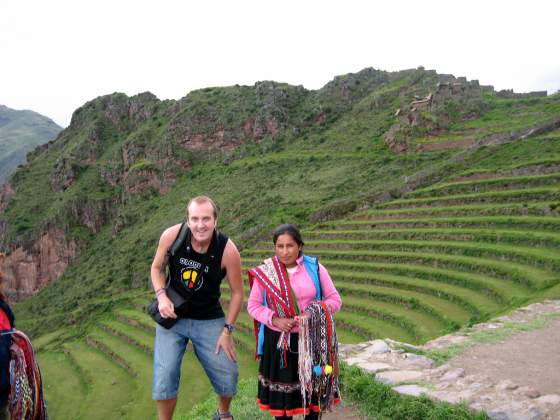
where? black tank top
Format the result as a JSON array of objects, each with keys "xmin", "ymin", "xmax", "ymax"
[{"xmin": 168, "ymin": 227, "xmax": 228, "ymax": 319}]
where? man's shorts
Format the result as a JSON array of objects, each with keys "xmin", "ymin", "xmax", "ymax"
[{"xmin": 152, "ymin": 317, "xmax": 238, "ymax": 400}]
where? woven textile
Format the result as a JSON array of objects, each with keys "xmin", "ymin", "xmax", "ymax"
[
  {"xmin": 248, "ymin": 256, "xmax": 298, "ymax": 360},
  {"xmin": 298, "ymin": 301, "xmax": 340, "ymax": 413},
  {"xmin": 8, "ymin": 330, "xmax": 48, "ymax": 420}
]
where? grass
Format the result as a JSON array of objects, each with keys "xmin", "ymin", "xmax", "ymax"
[
  {"xmin": 332, "ymin": 269, "xmax": 501, "ymax": 312},
  {"xmin": 180, "ymin": 364, "xmax": 489, "ymax": 420},
  {"xmin": 320, "ymin": 215, "xmax": 560, "ymax": 231},
  {"xmin": 242, "ymin": 257, "xmax": 528, "ymax": 304},
  {"xmin": 37, "ymin": 351, "xmax": 85, "ymax": 419},
  {"xmin": 350, "ymin": 201, "xmax": 560, "ymax": 219},
  {"xmin": 305, "ymin": 239, "xmax": 560, "ymax": 272},
  {"xmin": 88, "ymin": 327, "xmax": 156, "ymax": 418},
  {"xmin": 244, "ymin": 248, "xmax": 552, "ymax": 288},
  {"xmin": 334, "ymin": 281, "xmax": 470, "ymax": 326},
  {"xmin": 62, "ymin": 340, "xmax": 135, "ymax": 420},
  {"xmin": 341, "ymin": 364, "xmax": 488, "ymax": 420},
  {"xmin": 375, "ymin": 187, "xmax": 560, "ymax": 209},
  {"xmin": 416, "ymin": 95, "xmax": 560, "ymax": 144},
  {"xmin": 408, "ymin": 172, "xmax": 560, "ymax": 198},
  {"xmin": 304, "ymin": 227, "xmax": 560, "ymax": 250},
  {"xmin": 452, "ymin": 156, "xmax": 560, "ymax": 180}
]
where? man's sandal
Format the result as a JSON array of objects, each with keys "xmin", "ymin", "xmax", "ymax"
[{"xmin": 213, "ymin": 410, "xmax": 234, "ymax": 420}]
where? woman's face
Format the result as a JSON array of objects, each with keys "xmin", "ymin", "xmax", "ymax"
[{"xmin": 275, "ymin": 233, "xmax": 302, "ymax": 268}]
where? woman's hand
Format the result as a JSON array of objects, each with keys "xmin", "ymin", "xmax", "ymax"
[
  {"xmin": 272, "ymin": 316, "xmax": 296, "ymax": 333},
  {"xmin": 294, "ymin": 312, "xmax": 310, "ymax": 323}
]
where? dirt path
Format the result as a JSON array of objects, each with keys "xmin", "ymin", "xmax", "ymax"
[
  {"xmin": 447, "ymin": 317, "xmax": 560, "ymax": 395},
  {"xmin": 321, "ymin": 403, "xmax": 366, "ymax": 420},
  {"xmin": 339, "ymin": 300, "xmax": 560, "ymax": 419}
]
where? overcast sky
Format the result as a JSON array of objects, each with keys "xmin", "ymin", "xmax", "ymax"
[{"xmin": 1, "ymin": 0, "xmax": 559, "ymax": 127}]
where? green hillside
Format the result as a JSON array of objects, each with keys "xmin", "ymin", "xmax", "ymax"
[
  {"xmin": 0, "ymin": 105, "xmax": 62, "ymax": 183},
  {"xmin": 2, "ymin": 67, "xmax": 559, "ymax": 418}
]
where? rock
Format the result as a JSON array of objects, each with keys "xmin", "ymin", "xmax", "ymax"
[
  {"xmin": 403, "ymin": 353, "xmax": 435, "ymax": 368},
  {"xmin": 478, "ymin": 395, "xmax": 493, "ymax": 403},
  {"xmin": 338, "ymin": 344, "xmax": 360, "ymax": 356},
  {"xmin": 526, "ymin": 405, "xmax": 545, "ymax": 419},
  {"xmin": 423, "ymin": 334, "xmax": 469, "ymax": 350},
  {"xmin": 375, "ymin": 370, "xmax": 423, "ymax": 385},
  {"xmin": 486, "ymin": 409, "xmax": 514, "ymax": 420},
  {"xmin": 1, "ymin": 227, "xmax": 78, "ymax": 298},
  {"xmin": 385, "ymin": 338, "xmax": 422, "ymax": 352},
  {"xmin": 496, "ymin": 379, "xmax": 519, "ymax": 391},
  {"xmin": 431, "ymin": 364, "xmax": 450, "ymax": 377},
  {"xmin": 482, "ymin": 322, "xmax": 503, "ymax": 330},
  {"xmin": 364, "ymin": 339, "xmax": 390, "ymax": 355},
  {"xmin": 357, "ymin": 362, "xmax": 393, "ymax": 373},
  {"xmin": 392, "ymin": 385, "xmax": 429, "ymax": 397},
  {"xmin": 535, "ymin": 393, "xmax": 560, "ymax": 406},
  {"xmin": 468, "ymin": 382, "xmax": 486, "ymax": 392},
  {"xmin": 428, "ymin": 390, "xmax": 472, "ymax": 404},
  {"xmin": 436, "ymin": 381, "xmax": 452, "ymax": 390},
  {"xmin": 516, "ymin": 386, "xmax": 541, "ymax": 399},
  {"xmin": 441, "ymin": 368, "xmax": 465, "ymax": 382},
  {"xmin": 344, "ymin": 357, "xmax": 363, "ymax": 366}
]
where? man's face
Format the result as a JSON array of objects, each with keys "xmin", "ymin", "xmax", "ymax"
[{"xmin": 187, "ymin": 201, "xmax": 216, "ymax": 244}]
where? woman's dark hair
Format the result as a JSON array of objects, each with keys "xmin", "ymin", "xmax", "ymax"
[{"xmin": 272, "ymin": 224, "xmax": 305, "ymax": 247}]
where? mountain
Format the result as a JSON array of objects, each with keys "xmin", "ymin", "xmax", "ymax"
[
  {"xmin": 0, "ymin": 105, "xmax": 62, "ymax": 183},
  {"xmin": 1, "ymin": 66, "xmax": 558, "ymax": 308},
  {"xmin": 1, "ymin": 66, "xmax": 560, "ymax": 418}
]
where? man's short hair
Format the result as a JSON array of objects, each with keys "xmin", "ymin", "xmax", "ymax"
[{"xmin": 186, "ymin": 196, "xmax": 218, "ymax": 219}]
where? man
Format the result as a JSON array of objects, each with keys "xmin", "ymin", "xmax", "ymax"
[{"xmin": 151, "ymin": 196, "xmax": 243, "ymax": 420}]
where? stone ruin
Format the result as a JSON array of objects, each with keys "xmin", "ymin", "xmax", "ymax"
[
  {"xmin": 384, "ymin": 74, "xmax": 484, "ymax": 153},
  {"xmin": 496, "ymin": 89, "xmax": 548, "ymax": 99}
]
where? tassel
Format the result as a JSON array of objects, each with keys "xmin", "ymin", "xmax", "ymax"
[
  {"xmin": 277, "ymin": 331, "xmax": 290, "ymax": 369},
  {"xmin": 298, "ymin": 301, "xmax": 340, "ymax": 414},
  {"xmin": 298, "ymin": 315, "xmax": 312, "ymax": 410}
]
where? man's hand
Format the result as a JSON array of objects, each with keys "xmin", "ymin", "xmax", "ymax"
[
  {"xmin": 272, "ymin": 316, "xmax": 296, "ymax": 333},
  {"xmin": 215, "ymin": 333, "xmax": 237, "ymax": 362},
  {"xmin": 157, "ymin": 293, "xmax": 177, "ymax": 319}
]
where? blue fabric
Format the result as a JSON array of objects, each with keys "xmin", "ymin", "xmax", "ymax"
[
  {"xmin": 302, "ymin": 255, "xmax": 322, "ymax": 300},
  {"xmin": 257, "ymin": 291, "xmax": 267, "ymax": 356}
]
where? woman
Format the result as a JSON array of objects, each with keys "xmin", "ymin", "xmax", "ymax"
[
  {"xmin": 248, "ymin": 224, "xmax": 342, "ymax": 420},
  {"xmin": 0, "ymin": 254, "xmax": 15, "ymax": 419}
]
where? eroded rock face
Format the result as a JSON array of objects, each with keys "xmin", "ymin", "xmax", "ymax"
[
  {"xmin": 49, "ymin": 157, "xmax": 82, "ymax": 192},
  {"xmin": 0, "ymin": 227, "xmax": 77, "ymax": 298},
  {"xmin": 123, "ymin": 168, "xmax": 176, "ymax": 197},
  {"xmin": 0, "ymin": 182, "xmax": 15, "ymax": 213}
]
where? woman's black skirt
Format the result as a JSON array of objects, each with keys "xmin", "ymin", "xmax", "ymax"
[{"xmin": 257, "ymin": 327, "xmax": 320, "ymax": 417}]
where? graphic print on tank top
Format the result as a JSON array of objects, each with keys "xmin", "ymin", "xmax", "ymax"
[{"xmin": 178, "ymin": 257, "xmax": 207, "ymax": 292}]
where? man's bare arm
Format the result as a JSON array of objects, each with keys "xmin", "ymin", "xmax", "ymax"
[
  {"xmin": 214, "ymin": 239, "xmax": 243, "ymax": 361},
  {"xmin": 222, "ymin": 239, "xmax": 244, "ymax": 325},
  {"xmin": 150, "ymin": 224, "xmax": 181, "ymax": 319}
]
